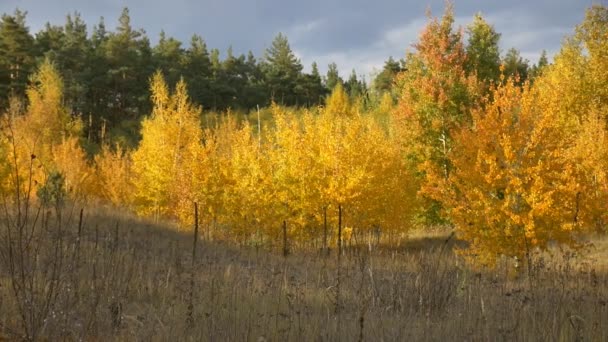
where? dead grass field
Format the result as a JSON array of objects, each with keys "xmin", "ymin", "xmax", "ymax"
[{"xmin": 1, "ymin": 205, "xmax": 607, "ymax": 341}]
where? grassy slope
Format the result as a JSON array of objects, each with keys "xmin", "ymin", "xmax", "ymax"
[{"xmin": 1, "ymin": 206, "xmax": 607, "ymax": 341}]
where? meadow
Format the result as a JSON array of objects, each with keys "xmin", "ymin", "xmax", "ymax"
[{"xmin": 1, "ymin": 203, "xmax": 607, "ymax": 341}]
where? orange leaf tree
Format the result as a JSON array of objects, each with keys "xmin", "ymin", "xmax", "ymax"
[
  {"xmin": 394, "ymin": 3, "xmax": 481, "ymax": 224},
  {"xmin": 444, "ymin": 77, "xmax": 583, "ymax": 266}
]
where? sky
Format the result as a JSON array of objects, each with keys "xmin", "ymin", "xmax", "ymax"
[{"xmin": 0, "ymin": 0, "xmax": 600, "ymax": 80}]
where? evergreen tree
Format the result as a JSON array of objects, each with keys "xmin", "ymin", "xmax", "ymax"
[
  {"xmin": 465, "ymin": 13, "xmax": 501, "ymax": 84},
  {"xmin": 537, "ymin": 50, "xmax": 549, "ymax": 69},
  {"xmin": 183, "ymin": 34, "xmax": 212, "ymax": 108},
  {"xmin": 153, "ymin": 30, "xmax": 184, "ymax": 88},
  {"xmin": 240, "ymin": 50, "xmax": 268, "ymax": 109},
  {"xmin": 208, "ymin": 48, "xmax": 223, "ymax": 109},
  {"xmin": 35, "ymin": 23, "xmax": 64, "ymax": 62},
  {"xmin": 208, "ymin": 47, "xmax": 235, "ymax": 109},
  {"xmin": 104, "ymin": 7, "xmax": 151, "ymax": 123},
  {"xmin": 0, "ymin": 9, "xmax": 35, "ymax": 103},
  {"xmin": 296, "ymin": 62, "xmax": 325, "ymax": 106},
  {"xmin": 345, "ymin": 69, "xmax": 366, "ymax": 99},
  {"xmin": 502, "ymin": 47, "xmax": 530, "ymax": 84},
  {"xmin": 87, "ymin": 16, "xmax": 112, "ymax": 140},
  {"xmin": 529, "ymin": 50, "xmax": 549, "ymax": 80},
  {"xmin": 325, "ymin": 62, "xmax": 343, "ymax": 92},
  {"xmin": 60, "ymin": 12, "xmax": 91, "ymax": 115},
  {"xmin": 263, "ymin": 33, "xmax": 303, "ymax": 105},
  {"xmin": 222, "ymin": 47, "xmax": 246, "ymax": 109},
  {"xmin": 373, "ymin": 57, "xmax": 403, "ymax": 93}
]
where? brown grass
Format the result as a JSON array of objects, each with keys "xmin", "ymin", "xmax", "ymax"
[{"xmin": 1, "ymin": 205, "xmax": 608, "ymax": 341}]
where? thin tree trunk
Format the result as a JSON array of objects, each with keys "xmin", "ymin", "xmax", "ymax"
[
  {"xmin": 338, "ymin": 205, "xmax": 342, "ymax": 256},
  {"xmin": 187, "ymin": 202, "xmax": 199, "ymax": 327},
  {"xmin": 283, "ymin": 220, "xmax": 289, "ymax": 257},
  {"xmin": 323, "ymin": 207, "xmax": 328, "ymax": 255},
  {"xmin": 336, "ymin": 205, "xmax": 342, "ymax": 316}
]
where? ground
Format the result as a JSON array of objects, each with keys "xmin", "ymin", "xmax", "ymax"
[{"xmin": 1, "ymin": 206, "xmax": 607, "ymax": 341}]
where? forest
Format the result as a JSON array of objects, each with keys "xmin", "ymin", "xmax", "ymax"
[{"xmin": 1, "ymin": 2, "xmax": 608, "ymax": 340}]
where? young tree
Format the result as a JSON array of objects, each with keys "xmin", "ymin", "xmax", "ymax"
[
  {"xmin": 325, "ymin": 82, "xmax": 350, "ymax": 116},
  {"xmin": 394, "ymin": 3, "xmax": 481, "ymax": 224},
  {"xmin": 444, "ymin": 77, "xmax": 581, "ymax": 267},
  {"xmin": 6, "ymin": 59, "xmax": 89, "ymax": 198},
  {"xmin": 532, "ymin": 4, "xmax": 608, "ymax": 231},
  {"xmin": 93, "ymin": 144, "xmax": 134, "ymax": 207},
  {"xmin": 131, "ymin": 72, "xmax": 203, "ymax": 219}
]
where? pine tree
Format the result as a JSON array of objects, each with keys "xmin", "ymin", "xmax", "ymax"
[
  {"xmin": 529, "ymin": 50, "xmax": 549, "ymax": 80},
  {"xmin": 345, "ymin": 69, "xmax": 366, "ymax": 99},
  {"xmin": 59, "ymin": 12, "xmax": 91, "ymax": 115},
  {"xmin": 153, "ymin": 30, "xmax": 184, "ymax": 88},
  {"xmin": 241, "ymin": 50, "xmax": 268, "ymax": 109},
  {"xmin": 263, "ymin": 33, "xmax": 303, "ymax": 106},
  {"xmin": 104, "ymin": 8, "xmax": 151, "ymax": 123},
  {"xmin": 296, "ymin": 62, "xmax": 325, "ymax": 106},
  {"xmin": 183, "ymin": 34, "xmax": 212, "ymax": 107},
  {"xmin": 0, "ymin": 10, "xmax": 35, "ymax": 103},
  {"xmin": 502, "ymin": 48, "xmax": 529, "ymax": 84},
  {"xmin": 373, "ymin": 57, "xmax": 403, "ymax": 93},
  {"xmin": 35, "ymin": 23, "xmax": 64, "ymax": 62},
  {"xmin": 86, "ymin": 17, "xmax": 112, "ymax": 141},
  {"xmin": 465, "ymin": 13, "xmax": 501, "ymax": 85},
  {"xmin": 325, "ymin": 62, "xmax": 343, "ymax": 92}
]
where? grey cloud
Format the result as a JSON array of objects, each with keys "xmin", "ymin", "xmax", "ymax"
[{"xmin": 0, "ymin": 0, "xmax": 592, "ymax": 76}]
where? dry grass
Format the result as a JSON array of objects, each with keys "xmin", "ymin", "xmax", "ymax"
[{"xmin": 1, "ymin": 205, "xmax": 608, "ymax": 341}]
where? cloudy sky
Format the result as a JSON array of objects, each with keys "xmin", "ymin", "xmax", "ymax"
[{"xmin": 0, "ymin": 0, "xmax": 598, "ymax": 79}]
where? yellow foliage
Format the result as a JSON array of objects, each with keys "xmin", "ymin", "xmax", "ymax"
[
  {"xmin": 52, "ymin": 136, "xmax": 93, "ymax": 200},
  {"xmin": 530, "ymin": 4, "xmax": 608, "ymax": 232},
  {"xmin": 94, "ymin": 144, "xmax": 134, "ymax": 207},
  {"xmin": 11, "ymin": 3, "xmax": 598, "ymax": 266},
  {"xmin": 0, "ymin": 59, "xmax": 87, "ymax": 203},
  {"xmin": 131, "ymin": 72, "xmax": 203, "ymax": 221},
  {"xmin": 443, "ymin": 78, "xmax": 583, "ymax": 266},
  {"xmin": 325, "ymin": 83, "xmax": 351, "ymax": 116}
]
